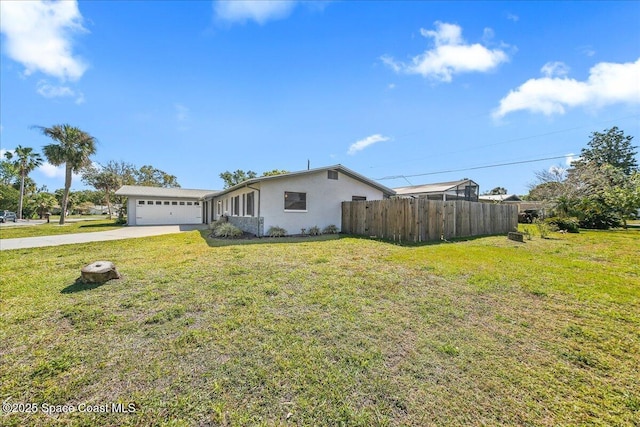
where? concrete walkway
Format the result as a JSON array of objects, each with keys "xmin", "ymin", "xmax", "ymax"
[{"xmin": 0, "ymin": 225, "xmax": 207, "ymax": 251}]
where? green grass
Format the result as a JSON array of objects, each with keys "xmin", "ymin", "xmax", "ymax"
[
  {"xmin": 1, "ymin": 229, "xmax": 639, "ymax": 426},
  {"xmin": 0, "ymin": 219, "xmax": 123, "ymax": 239}
]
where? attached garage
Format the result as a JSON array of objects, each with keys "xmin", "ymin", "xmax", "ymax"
[{"xmin": 115, "ymin": 186, "xmax": 217, "ymax": 226}]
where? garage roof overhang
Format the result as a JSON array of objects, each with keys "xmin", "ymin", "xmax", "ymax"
[{"xmin": 115, "ymin": 185, "xmax": 219, "ymax": 199}]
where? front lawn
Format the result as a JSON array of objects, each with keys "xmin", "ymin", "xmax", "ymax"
[
  {"xmin": 1, "ymin": 229, "xmax": 638, "ymax": 426},
  {"xmin": 0, "ymin": 219, "xmax": 123, "ymax": 239}
]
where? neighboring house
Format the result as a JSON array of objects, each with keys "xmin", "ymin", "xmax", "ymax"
[
  {"xmin": 206, "ymin": 165, "xmax": 395, "ymax": 236},
  {"xmin": 88, "ymin": 204, "xmax": 123, "ymax": 215},
  {"xmin": 478, "ymin": 194, "xmax": 522, "ymax": 203},
  {"xmin": 115, "ymin": 186, "xmax": 216, "ymax": 226},
  {"xmin": 393, "ymin": 179, "xmax": 479, "ymax": 202}
]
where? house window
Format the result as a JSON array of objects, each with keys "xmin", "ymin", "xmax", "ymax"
[
  {"xmin": 138, "ymin": 200, "xmax": 145, "ymax": 205},
  {"xmin": 164, "ymin": 201, "xmax": 170, "ymax": 205},
  {"xmin": 147, "ymin": 201, "xmax": 154, "ymax": 205},
  {"xmin": 180, "ymin": 201, "xmax": 185, "ymax": 206},
  {"xmin": 155, "ymin": 201, "xmax": 162, "ymax": 205},
  {"xmin": 233, "ymin": 196, "xmax": 240, "ymax": 216},
  {"xmin": 194, "ymin": 202, "xmax": 200, "ymax": 206},
  {"xmin": 328, "ymin": 170, "xmax": 339, "ymax": 180},
  {"xmin": 187, "ymin": 202, "xmax": 193, "ymax": 206},
  {"xmin": 352, "ymin": 196, "xmax": 367, "ymax": 201},
  {"xmin": 246, "ymin": 192, "xmax": 254, "ymax": 216},
  {"xmin": 217, "ymin": 201, "xmax": 222, "ymax": 215},
  {"xmin": 172, "ymin": 201, "xmax": 178, "ymax": 205},
  {"xmin": 284, "ymin": 192, "xmax": 306, "ymax": 211}
]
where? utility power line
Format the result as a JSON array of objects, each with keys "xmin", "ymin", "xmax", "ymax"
[{"xmin": 376, "ymin": 155, "xmax": 570, "ymax": 181}]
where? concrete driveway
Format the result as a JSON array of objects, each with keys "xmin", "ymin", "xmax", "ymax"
[{"xmin": 0, "ymin": 225, "xmax": 207, "ymax": 251}]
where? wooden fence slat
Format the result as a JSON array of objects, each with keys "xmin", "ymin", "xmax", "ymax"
[{"xmin": 341, "ymin": 199, "xmax": 518, "ymax": 241}]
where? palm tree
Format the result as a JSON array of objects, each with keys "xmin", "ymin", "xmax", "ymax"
[
  {"xmin": 11, "ymin": 146, "xmax": 44, "ymax": 219},
  {"xmin": 39, "ymin": 124, "xmax": 97, "ymax": 225}
]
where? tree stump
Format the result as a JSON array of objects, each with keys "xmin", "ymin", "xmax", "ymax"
[
  {"xmin": 81, "ymin": 261, "xmax": 121, "ymax": 284},
  {"xmin": 508, "ymin": 232, "xmax": 524, "ymax": 242}
]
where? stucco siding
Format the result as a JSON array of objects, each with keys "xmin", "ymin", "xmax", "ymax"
[{"xmin": 259, "ymin": 170, "xmax": 384, "ymax": 234}]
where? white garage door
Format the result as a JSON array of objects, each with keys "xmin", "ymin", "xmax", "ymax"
[{"xmin": 135, "ymin": 199, "xmax": 202, "ymax": 225}]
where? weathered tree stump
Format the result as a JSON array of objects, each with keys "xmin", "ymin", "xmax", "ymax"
[
  {"xmin": 508, "ymin": 232, "xmax": 524, "ymax": 242},
  {"xmin": 81, "ymin": 261, "xmax": 121, "ymax": 284}
]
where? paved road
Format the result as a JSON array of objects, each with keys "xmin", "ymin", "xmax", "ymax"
[{"xmin": 0, "ymin": 225, "xmax": 207, "ymax": 251}]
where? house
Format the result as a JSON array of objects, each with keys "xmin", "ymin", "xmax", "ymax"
[
  {"xmin": 206, "ymin": 165, "xmax": 395, "ymax": 236},
  {"xmin": 115, "ymin": 186, "xmax": 216, "ymax": 226},
  {"xmin": 115, "ymin": 165, "xmax": 395, "ymax": 234},
  {"xmin": 393, "ymin": 179, "xmax": 479, "ymax": 202},
  {"xmin": 478, "ymin": 194, "xmax": 522, "ymax": 203}
]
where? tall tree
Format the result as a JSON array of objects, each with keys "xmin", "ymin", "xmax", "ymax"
[
  {"xmin": 219, "ymin": 169, "xmax": 257, "ymax": 189},
  {"xmin": 10, "ymin": 145, "xmax": 43, "ymax": 219},
  {"xmin": 261, "ymin": 169, "xmax": 289, "ymax": 177},
  {"xmin": 82, "ymin": 165, "xmax": 120, "ymax": 218},
  {"xmin": 38, "ymin": 124, "xmax": 97, "ymax": 225},
  {"xmin": 1, "ymin": 151, "xmax": 19, "ymax": 186},
  {"xmin": 135, "ymin": 165, "xmax": 180, "ymax": 188},
  {"xmin": 571, "ymin": 127, "xmax": 638, "ymax": 176}
]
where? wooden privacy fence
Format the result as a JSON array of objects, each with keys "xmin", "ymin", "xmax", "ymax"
[{"xmin": 342, "ymin": 198, "xmax": 519, "ymax": 242}]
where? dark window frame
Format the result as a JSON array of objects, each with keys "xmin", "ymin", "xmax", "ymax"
[{"xmin": 284, "ymin": 191, "xmax": 307, "ymax": 211}]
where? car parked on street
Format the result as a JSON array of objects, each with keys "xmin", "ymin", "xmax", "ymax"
[{"xmin": 0, "ymin": 211, "xmax": 17, "ymax": 223}]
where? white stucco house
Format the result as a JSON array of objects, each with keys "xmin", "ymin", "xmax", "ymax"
[
  {"xmin": 207, "ymin": 165, "xmax": 395, "ymax": 236},
  {"xmin": 115, "ymin": 165, "xmax": 395, "ymax": 235}
]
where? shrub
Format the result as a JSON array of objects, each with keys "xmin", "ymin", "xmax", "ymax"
[
  {"xmin": 522, "ymin": 226, "xmax": 533, "ymax": 240},
  {"xmin": 209, "ymin": 218, "xmax": 227, "ymax": 231},
  {"xmin": 322, "ymin": 224, "xmax": 339, "ymax": 234},
  {"xmin": 308, "ymin": 226, "xmax": 321, "ymax": 236},
  {"xmin": 213, "ymin": 222, "xmax": 243, "ymax": 238},
  {"xmin": 534, "ymin": 218, "xmax": 554, "ymax": 238},
  {"xmin": 545, "ymin": 217, "xmax": 580, "ymax": 233},
  {"xmin": 267, "ymin": 226, "xmax": 287, "ymax": 237}
]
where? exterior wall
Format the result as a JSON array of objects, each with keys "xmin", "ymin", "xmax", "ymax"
[
  {"xmin": 212, "ymin": 185, "xmax": 262, "ymax": 234},
  {"xmin": 259, "ymin": 170, "xmax": 384, "ymax": 235},
  {"xmin": 209, "ymin": 170, "xmax": 386, "ymax": 236},
  {"xmin": 127, "ymin": 198, "xmax": 137, "ymax": 225},
  {"xmin": 126, "ymin": 197, "xmax": 203, "ymax": 225},
  {"xmin": 228, "ymin": 216, "xmax": 264, "ymax": 236}
]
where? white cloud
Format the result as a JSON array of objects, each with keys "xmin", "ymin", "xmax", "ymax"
[
  {"xmin": 0, "ymin": 0, "xmax": 88, "ymax": 81},
  {"xmin": 38, "ymin": 163, "xmax": 82, "ymax": 182},
  {"xmin": 38, "ymin": 163, "xmax": 65, "ymax": 179},
  {"xmin": 506, "ymin": 13, "xmax": 519, "ymax": 22},
  {"xmin": 381, "ymin": 21, "xmax": 509, "ymax": 82},
  {"xmin": 214, "ymin": 0, "xmax": 297, "ymax": 25},
  {"xmin": 36, "ymin": 80, "xmax": 85, "ymax": 104},
  {"xmin": 493, "ymin": 58, "xmax": 640, "ymax": 118},
  {"xmin": 348, "ymin": 134, "xmax": 390, "ymax": 156},
  {"xmin": 565, "ymin": 153, "xmax": 580, "ymax": 166},
  {"xmin": 541, "ymin": 61, "xmax": 570, "ymax": 78}
]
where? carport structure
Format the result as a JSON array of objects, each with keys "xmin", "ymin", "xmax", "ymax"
[{"xmin": 115, "ymin": 186, "xmax": 218, "ymax": 226}]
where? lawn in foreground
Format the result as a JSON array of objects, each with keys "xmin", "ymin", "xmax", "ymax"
[
  {"xmin": 0, "ymin": 219, "xmax": 123, "ymax": 239},
  {"xmin": 0, "ymin": 229, "xmax": 638, "ymax": 426}
]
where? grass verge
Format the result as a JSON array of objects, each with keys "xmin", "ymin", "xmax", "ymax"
[
  {"xmin": 0, "ymin": 219, "xmax": 123, "ymax": 239},
  {"xmin": 1, "ymin": 229, "xmax": 638, "ymax": 426}
]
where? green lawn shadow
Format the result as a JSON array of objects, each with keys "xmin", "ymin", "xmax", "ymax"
[{"xmin": 61, "ymin": 278, "xmax": 108, "ymax": 293}]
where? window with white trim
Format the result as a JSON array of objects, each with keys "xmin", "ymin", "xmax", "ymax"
[
  {"xmin": 284, "ymin": 192, "xmax": 306, "ymax": 211},
  {"xmin": 328, "ymin": 170, "xmax": 338, "ymax": 180}
]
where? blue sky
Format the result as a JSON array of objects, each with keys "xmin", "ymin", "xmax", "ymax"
[{"xmin": 1, "ymin": 1, "xmax": 639, "ymax": 195}]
